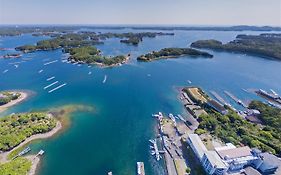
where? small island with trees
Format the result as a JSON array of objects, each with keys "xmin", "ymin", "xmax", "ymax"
[
  {"xmin": 191, "ymin": 33, "xmax": 281, "ymax": 60},
  {"xmin": 137, "ymin": 48, "xmax": 213, "ymax": 61},
  {"xmin": 65, "ymin": 46, "xmax": 130, "ymax": 67}
]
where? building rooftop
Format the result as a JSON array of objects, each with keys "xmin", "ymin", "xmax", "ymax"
[
  {"xmin": 187, "ymin": 134, "xmax": 207, "ymax": 159},
  {"xmin": 259, "ymin": 152, "xmax": 281, "ymax": 173},
  {"xmin": 215, "ymin": 143, "xmax": 236, "ymax": 152},
  {"xmin": 241, "ymin": 166, "xmax": 262, "ymax": 175},
  {"xmin": 217, "ymin": 146, "xmax": 252, "ymax": 160},
  {"xmin": 204, "ymin": 151, "xmax": 228, "ymax": 169}
]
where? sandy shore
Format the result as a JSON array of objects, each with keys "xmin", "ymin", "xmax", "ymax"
[
  {"xmin": 26, "ymin": 155, "xmax": 40, "ymax": 175},
  {"xmin": 0, "ymin": 91, "xmax": 29, "ymax": 113},
  {"xmin": 0, "ymin": 120, "xmax": 62, "ymax": 175}
]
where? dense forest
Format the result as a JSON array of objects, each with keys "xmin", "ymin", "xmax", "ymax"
[
  {"xmin": 0, "ymin": 157, "xmax": 31, "ymax": 175},
  {"xmin": 137, "ymin": 48, "xmax": 213, "ymax": 61},
  {"xmin": 0, "ymin": 112, "xmax": 56, "ymax": 151},
  {"xmin": 195, "ymin": 103, "xmax": 281, "ymax": 156},
  {"xmin": 66, "ymin": 46, "xmax": 128, "ymax": 66},
  {"xmin": 191, "ymin": 33, "xmax": 281, "ymax": 60}
]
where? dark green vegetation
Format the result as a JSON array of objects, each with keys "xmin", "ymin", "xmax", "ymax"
[
  {"xmin": 15, "ymin": 32, "xmax": 174, "ymax": 53},
  {"xmin": 195, "ymin": 103, "xmax": 281, "ymax": 156},
  {"xmin": 120, "ymin": 37, "xmax": 141, "ymax": 45},
  {"xmin": 0, "ymin": 157, "xmax": 31, "ymax": 175},
  {"xmin": 191, "ymin": 33, "xmax": 281, "ymax": 60},
  {"xmin": 0, "ymin": 92, "xmax": 20, "ymax": 106},
  {"xmin": 137, "ymin": 48, "xmax": 213, "ymax": 61},
  {"xmin": 15, "ymin": 33, "xmax": 103, "ymax": 53},
  {"xmin": 66, "ymin": 46, "xmax": 128, "ymax": 66},
  {"xmin": 99, "ymin": 32, "xmax": 174, "ymax": 45},
  {"xmin": 249, "ymin": 101, "xmax": 281, "ymax": 133},
  {"xmin": 0, "ymin": 112, "xmax": 56, "ymax": 151}
]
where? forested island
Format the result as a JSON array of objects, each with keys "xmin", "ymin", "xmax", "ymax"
[
  {"xmin": 15, "ymin": 32, "xmax": 174, "ymax": 53},
  {"xmin": 137, "ymin": 48, "xmax": 213, "ymax": 61},
  {"xmin": 15, "ymin": 33, "xmax": 103, "ymax": 53},
  {"xmin": 66, "ymin": 46, "xmax": 129, "ymax": 67},
  {"xmin": 191, "ymin": 33, "xmax": 281, "ymax": 60}
]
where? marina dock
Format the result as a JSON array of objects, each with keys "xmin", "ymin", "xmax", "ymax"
[{"xmin": 224, "ymin": 90, "xmax": 247, "ymax": 108}]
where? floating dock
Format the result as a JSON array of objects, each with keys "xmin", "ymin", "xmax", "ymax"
[
  {"xmin": 44, "ymin": 81, "xmax": 59, "ymax": 90},
  {"xmin": 136, "ymin": 162, "xmax": 145, "ymax": 175},
  {"xmin": 103, "ymin": 75, "xmax": 107, "ymax": 83},
  {"xmin": 12, "ymin": 147, "xmax": 31, "ymax": 160},
  {"xmin": 46, "ymin": 76, "xmax": 55, "ymax": 81},
  {"xmin": 48, "ymin": 83, "xmax": 67, "ymax": 93},
  {"xmin": 44, "ymin": 60, "xmax": 58, "ymax": 66},
  {"xmin": 149, "ymin": 139, "xmax": 164, "ymax": 161}
]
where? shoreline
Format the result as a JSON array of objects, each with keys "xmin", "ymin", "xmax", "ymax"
[
  {"xmin": 0, "ymin": 90, "xmax": 29, "ymax": 113},
  {"xmin": 0, "ymin": 120, "xmax": 62, "ymax": 175}
]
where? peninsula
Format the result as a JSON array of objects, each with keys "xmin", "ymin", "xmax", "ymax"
[
  {"xmin": 181, "ymin": 87, "xmax": 281, "ymax": 156},
  {"xmin": 0, "ymin": 105, "xmax": 93, "ymax": 175},
  {"xmin": 137, "ymin": 48, "xmax": 213, "ymax": 61},
  {"xmin": 191, "ymin": 33, "xmax": 281, "ymax": 60},
  {"xmin": 0, "ymin": 112, "xmax": 57, "ymax": 175},
  {"xmin": 0, "ymin": 91, "xmax": 28, "ymax": 113}
]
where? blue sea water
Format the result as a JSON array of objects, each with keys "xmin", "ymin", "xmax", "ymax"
[{"xmin": 0, "ymin": 29, "xmax": 281, "ymax": 175}]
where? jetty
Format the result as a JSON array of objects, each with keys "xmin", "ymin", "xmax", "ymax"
[
  {"xmin": 46, "ymin": 76, "xmax": 55, "ymax": 81},
  {"xmin": 136, "ymin": 162, "xmax": 145, "ymax": 175},
  {"xmin": 12, "ymin": 147, "xmax": 31, "ymax": 160},
  {"xmin": 44, "ymin": 81, "xmax": 59, "ymax": 90},
  {"xmin": 224, "ymin": 90, "xmax": 247, "ymax": 108},
  {"xmin": 43, "ymin": 60, "xmax": 58, "ymax": 66},
  {"xmin": 149, "ymin": 139, "xmax": 164, "ymax": 161},
  {"xmin": 48, "ymin": 83, "xmax": 67, "ymax": 93}
]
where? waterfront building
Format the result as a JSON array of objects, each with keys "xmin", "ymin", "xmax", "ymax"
[
  {"xmin": 187, "ymin": 134, "xmax": 207, "ymax": 160},
  {"xmin": 252, "ymin": 149, "xmax": 281, "ymax": 174},
  {"xmin": 216, "ymin": 146, "xmax": 258, "ymax": 171},
  {"xmin": 201, "ymin": 151, "xmax": 228, "ymax": 175}
]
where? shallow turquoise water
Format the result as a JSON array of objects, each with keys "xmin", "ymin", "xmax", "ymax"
[{"xmin": 1, "ymin": 29, "xmax": 281, "ymax": 175}]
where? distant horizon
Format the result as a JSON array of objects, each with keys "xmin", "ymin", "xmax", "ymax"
[{"xmin": 0, "ymin": 24, "xmax": 280, "ymax": 27}]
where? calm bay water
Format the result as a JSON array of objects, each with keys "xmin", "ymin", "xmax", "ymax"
[{"xmin": 1, "ymin": 29, "xmax": 281, "ymax": 175}]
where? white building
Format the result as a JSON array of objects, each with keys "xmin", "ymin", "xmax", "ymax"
[
  {"xmin": 202, "ymin": 151, "xmax": 228, "ymax": 175},
  {"xmin": 216, "ymin": 146, "xmax": 258, "ymax": 171},
  {"xmin": 187, "ymin": 134, "xmax": 207, "ymax": 160}
]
